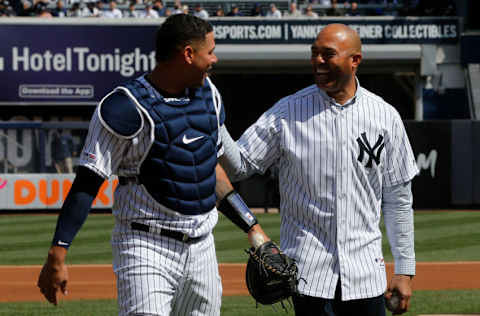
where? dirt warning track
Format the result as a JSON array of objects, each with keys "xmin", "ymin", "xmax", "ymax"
[{"xmin": 1, "ymin": 262, "xmax": 479, "ymax": 302}]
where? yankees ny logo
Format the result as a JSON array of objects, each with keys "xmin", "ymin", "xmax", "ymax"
[{"xmin": 356, "ymin": 132, "xmax": 385, "ymax": 168}]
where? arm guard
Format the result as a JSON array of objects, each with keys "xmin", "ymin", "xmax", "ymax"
[{"xmin": 218, "ymin": 191, "xmax": 258, "ymax": 233}]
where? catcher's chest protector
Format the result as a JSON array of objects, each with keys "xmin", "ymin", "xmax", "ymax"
[{"xmin": 124, "ymin": 79, "xmax": 220, "ymax": 215}]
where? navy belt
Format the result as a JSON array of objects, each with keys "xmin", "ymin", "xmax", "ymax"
[{"xmin": 130, "ymin": 222, "xmax": 202, "ymax": 243}]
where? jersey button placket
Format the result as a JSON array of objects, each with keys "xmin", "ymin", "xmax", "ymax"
[{"xmin": 336, "ymin": 111, "xmax": 348, "ymax": 283}]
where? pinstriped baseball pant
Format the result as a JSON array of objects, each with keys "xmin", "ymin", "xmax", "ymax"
[{"xmin": 112, "ymin": 223, "xmax": 222, "ymax": 316}]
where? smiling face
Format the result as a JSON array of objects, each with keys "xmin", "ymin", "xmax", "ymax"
[
  {"xmin": 311, "ymin": 24, "xmax": 362, "ymax": 96},
  {"xmin": 187, "ymin": 31, "xmax": 217, "ymax": 87}
]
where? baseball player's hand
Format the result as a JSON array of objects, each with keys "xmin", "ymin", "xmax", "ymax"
[
  {"xmin": 37, "ymin": 246, "xmax": 69, "ymax": 305},
  {"xmin": 385, "ymin": 274, "xmax": 413, "ymax": 315},
  {"xmin": 247, "ymin": 224, "xmax": 271, "ymax": 249}
]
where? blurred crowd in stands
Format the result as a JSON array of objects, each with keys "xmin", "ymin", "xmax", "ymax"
[{"xmin": 0, "ymin": 0, "xmax": 457, "ymax": 18}]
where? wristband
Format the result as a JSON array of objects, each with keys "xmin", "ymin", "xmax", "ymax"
[{"xmin": 218, "ymin": 191, "xmax": 258, "ymax": 233}]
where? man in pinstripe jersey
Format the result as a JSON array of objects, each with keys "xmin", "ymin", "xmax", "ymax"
[
  {"xmin": 220, "ymin": 24, "xmax": 419, "ymax": 315},
  {"xmin": 37, "ymin": 14, "xmax": 271, "ymax": 316}
]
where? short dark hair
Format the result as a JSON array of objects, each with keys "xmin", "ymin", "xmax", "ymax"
[{"xmin": 155, "ymin": 14, "xmax": 213, "ymax": 62}]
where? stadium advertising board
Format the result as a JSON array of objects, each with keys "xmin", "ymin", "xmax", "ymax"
[
  {"xmin": 213, "ymin": 18, "xmax": 459, "ymax": 44},
  {"xmin": 405, "ymin": 121, "xmax": 451, "ymax": 208},
  {"xmin": 0, "ymin": 18, "xmax": 459, "ymax": 105},
  {"xmin": 0, "ymin": 23, "xmax": 155, "ymax": 105},
  {"xmin": 0, "ymin": 174, "xmax": 117, "ymax": 209}
]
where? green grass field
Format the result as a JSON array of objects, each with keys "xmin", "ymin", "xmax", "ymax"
[
  {"xmin": 1, "ymin": 211, "xmax": 479, "ymax": 315},
  {"xmin": 1, "ymin": 291, "xmax": 480, "ymax": 315},
  {"xmin": 1, "ymin": 211, "xmax": 480, "ymax": 265}
]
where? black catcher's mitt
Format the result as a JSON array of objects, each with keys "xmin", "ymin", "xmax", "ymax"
[{"xmin": 245, "ymin": 241, "xmax": 298, "ymax": 305}]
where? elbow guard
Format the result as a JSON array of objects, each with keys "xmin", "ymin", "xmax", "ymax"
[{"xmin": 218, "ymin": 191, "xmax": 258, "ymax": 233}]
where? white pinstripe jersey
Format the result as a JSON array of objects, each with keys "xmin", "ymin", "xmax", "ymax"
[
  {"xmin": 78, "ymin": 76, "xmax": 223, "ymax": 238},
  {"xmin": 234, "ymin": 80, "xmax": 418, "ymax": 300}
]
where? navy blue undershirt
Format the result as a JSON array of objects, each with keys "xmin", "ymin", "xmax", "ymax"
[{"xmin": 52, "ymin": 166, "xmax": 104, "ymax": 249}]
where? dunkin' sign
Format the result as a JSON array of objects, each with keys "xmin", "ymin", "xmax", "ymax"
[{"xmin": 0, "ymin": 174, "xmax": 117, "ymax": 210}]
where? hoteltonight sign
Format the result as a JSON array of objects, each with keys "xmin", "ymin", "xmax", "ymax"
[{"xmin": 0, "ymin": 17, "xmax": 459, "ymax": 105}]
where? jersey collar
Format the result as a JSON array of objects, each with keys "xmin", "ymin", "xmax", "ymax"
[{"xmin": 318, "ymin": 77, "xmax": 363, "ymax": 109}]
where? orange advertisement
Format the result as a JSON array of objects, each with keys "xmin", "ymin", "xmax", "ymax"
[{"xmin": 0, "ymin": 174, "xmax": 118, "ymax": 210}]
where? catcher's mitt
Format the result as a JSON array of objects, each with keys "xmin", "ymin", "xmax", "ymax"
[{"xmin": 245, "ymin": 241, "xmax": 298, "ymax": 305}]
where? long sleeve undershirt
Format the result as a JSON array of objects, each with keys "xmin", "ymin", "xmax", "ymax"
[{"xmin": 52, "ymin": 166, "xmax": 104, "ymax": 249}]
